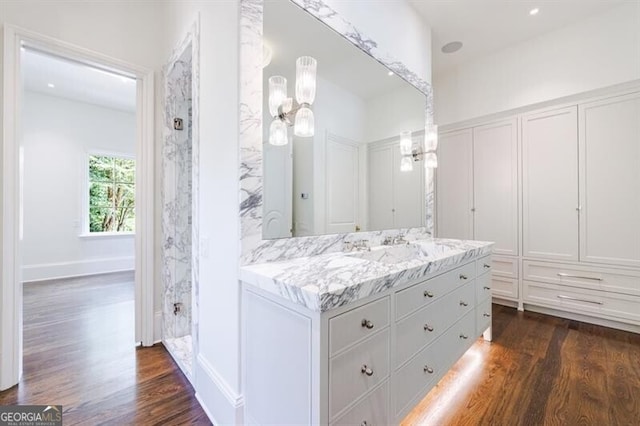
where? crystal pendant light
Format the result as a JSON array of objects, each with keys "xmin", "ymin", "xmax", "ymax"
[
  {"xmin": 294, "ymin": 107, "xmax": 314, "ymax": 137},
  {"xmin": 269, "ymin": 119, "xmax": 288, "ymax": 146},
  {"xmin": 400, "ymin": 131, "xmax": 412, "ymax": 156},
  {"xmin": 268, "ymin": 76, "xmax": 287, "ymax": 118},
  {"xmin": 400, "ymin": 156, "xmax": 413, "ymax": 172},
  {"xmin": 295, "ymin": 56, "xmax": 317, "ymax": 105},
  {"xmin": 424, "ymin": 152, "xmax": 438, "ymax": 168}
]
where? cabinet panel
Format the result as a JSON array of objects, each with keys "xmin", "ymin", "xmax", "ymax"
[
  {"xmin": 473, "ymin": 119, "xmax": 519, "ymax": 256},
  {"xmin": 436, "ymin": 128, "xmax": 474, "ymax": 240},
  {"xmin": 579, "ymin": 92, "xmax": 640, "ymax": 267},
  {"xmin": 393, "ymin": 145, "xmax": 424, "ymax": 229},
  {"xmin": 522, "ymin": 107, "xmax": 579, "ymax": 261},
  {"xmin": 329, "ymin": 297, "xmax": 389, "ymax": 357},
  {"xmin": 331, "ymin": 381, "xmax": 389, "ymax": 426}
]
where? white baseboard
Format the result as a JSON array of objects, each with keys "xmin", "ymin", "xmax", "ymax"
[
  {"xmin": 154, "ymin": 310, "xmax": 163, "ymax": 343},
  {"xmin": 22, "ymin": 257, "xmax": 134, "ymax": 282},
  {"xmin": 195, "ymin": 353, "xmax": 244, "ymax": 425}
]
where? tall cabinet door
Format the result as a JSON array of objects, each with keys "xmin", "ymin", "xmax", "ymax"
[
  {"xmin": 579, "ymin": 92, "xmax": 640, "ymax": 267},
  {"xmin": 473, "ymin": 119, "xmax": 519, "ymax": 256},
  {"xmin": 436, "ymin": 128, "xmax": 473, "ymax": 240},
  {"xmin": 393, "ymin": 145, "xmax": 424, "ymax": 229},
  {"xmin": 522, "ymin": 107, "xmax": 579, "ymax": 261},
  {"xmin": 368, "ymin": 145, "xmax": 394, "ymax": 231}
]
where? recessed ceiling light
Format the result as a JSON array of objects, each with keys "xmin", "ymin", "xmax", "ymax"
[
  {"xmin": 529, "ymin": 8, "xmax": 539, "ymax": 16},
  {"xmin": 441, "ymin": 41, "xmax": 463, "ymax": 54},
  {"xmin": 47, "ymin": 83, "xmax": 55, "ymax": 88},
  {"xmin": 388, "ymin": 71, "xmax": 394, "ymax": 76}
]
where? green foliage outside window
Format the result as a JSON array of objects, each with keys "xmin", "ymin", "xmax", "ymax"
[{"xmin": 89, "ymin": 155, "xmax": 135, "ymax": 232}]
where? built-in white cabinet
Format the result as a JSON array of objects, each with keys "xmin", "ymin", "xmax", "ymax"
[
  {"xmin": 579, "ymin": 92, "xmax": 640, "ymax": 268},
  {"xmin": 368, "ymin": 140, "xmax": 424, "ymax": 231},
  {"xmin": 437, "ymin": 120, "xmax": 518, "ymax": 256},
  {"xmin": 436, "ymin": 129, "xmax": 473, "ymax": 241},
  {"xmin": 472, "ymin": 119, "xmax": 519, "ymax": 256},
  {"xmin": 522, "ymin": 106, "xmax": 579, "ymax": 261}
]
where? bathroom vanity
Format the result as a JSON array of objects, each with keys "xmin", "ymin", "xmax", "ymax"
[{"xmin": 241, "ymin": 238, "xmax": 493, "ymax": 425}]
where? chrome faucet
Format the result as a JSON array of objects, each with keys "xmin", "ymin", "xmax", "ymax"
[{"xmin": 382, "ymin": 234, "xmax": 407, "ymax": 246}]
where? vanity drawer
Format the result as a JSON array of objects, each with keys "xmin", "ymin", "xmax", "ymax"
[
  {"xmin": 477, "ymin": 297, "xmax": 492, "ymax": 336},
  {"xmin": 330, "ymin": 329, "xmax": 390, "ymax": 419},
  {"xmin": 476, "ymin": 272, "xmax": 492, "ymax": 303},
  {"xmin": 330, "ymin": 297, "xmax": 389, "ymax": 356},
  {"xmin": 491, "ymin": 276, "xmax": 518, "ymax": 299},
  {"xmin": 476, "ymin": 255, "xmax": 492, "ymax": 277},
  {"xmin": 395, "ymin": 280, "xmax": 475, "ymax": 367},
  {"xmin": 523, "ymin": 280, "xmax": 640, "ymax": 324},
  {"xmin": 492, "ymin": 255, "xmax": 519, "ymax": 279},
  {"xmin": 396, "ymin": 262, "xmax": 476, "ymax": 320},
  {"xmin": 523, "ymin": 260, "xmax": 640, "ymax": 297},
  {"xmin": 447, "ymin": 309, "xmax": 477, "ymax": 364},
  {"xmin": 331, "ymin": 381, "xmax": 388, "ymax": 425}
]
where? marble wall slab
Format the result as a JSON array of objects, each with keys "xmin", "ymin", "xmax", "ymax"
[
  {"xmin": 162, "ymin": 22, "xmax": 200, "ymax": 377},
  {"xmin": 239, "ymin": 0, "xmax": 434, "ymax": 265}
]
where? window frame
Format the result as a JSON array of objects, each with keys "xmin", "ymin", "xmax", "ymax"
[{"xmin": 81, "ymin": 150, "xmax": 136, "ymax": 237}]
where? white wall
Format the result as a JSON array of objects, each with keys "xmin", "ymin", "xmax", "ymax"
[
  {"xmin": 365, "ymin": 85, "xmax": 426, "ymax": 142},
  {"xmin": 434, "ymin": 2, "xmax": 640, "ymax": 125},
  {"xmin": 21, "ymin": 92, "xmax": 135, "ymax": 281}
]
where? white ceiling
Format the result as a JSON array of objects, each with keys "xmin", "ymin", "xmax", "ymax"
[
  {"xmin": 22, "ymin": 48, "xmax": 137, "ymax": 113},
  {"xmin": 264, "ymin": 0, "xmax": 417, "ymax": 101},
  {"xmin": 410, "ymin": 0, "xmax": 627, "ymax": 75}
]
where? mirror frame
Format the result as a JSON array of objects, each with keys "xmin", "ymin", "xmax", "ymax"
[{"xmin": 239, "ymin": 0, "xmax": 434, "ymax": 264}]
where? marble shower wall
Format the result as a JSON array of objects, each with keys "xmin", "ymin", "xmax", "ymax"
[
  {"xmin": 239, "ymin": 0, "xmax": 435, "ymax": 265},
  {"xmin": 162, "ymin": 22, "xmax": 201, "ymax": 352}
]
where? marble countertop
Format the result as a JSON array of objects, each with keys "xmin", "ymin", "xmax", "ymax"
[{"xmin": 240, "ymin": 238, "xmax": 494, "ymax": 312}]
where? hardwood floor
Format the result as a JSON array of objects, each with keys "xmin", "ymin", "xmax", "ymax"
[
  {"xmin": 403, "ymin": 304, "xmax": 640, "ymax": 426},
  {"xmin": 0, "ymin": 272, "xmax": 210, "ymax": 425}
]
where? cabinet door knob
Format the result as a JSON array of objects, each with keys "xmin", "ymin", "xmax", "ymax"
[
  {"xmin": 424, "ymin": 324, "xmax": 434, "ymax": 332},
  {"xmin": 483, "ymin": 286, "xmax": 491, "ymax": 290},
  {"xmin": 361, "ymin": 319, "xmax": 374, "ymax": 329},
  {"xmin": 361, "ymin": 422, "xmax": 368, "ymax": 426},
  {"xmin": 483, "ymin": 313, "xmax": 491, "ymax": 317},
  {"xmin": 424, "ymin": 365, "xmax": 434, "ymax": 374},
  {"xmin": 424, "ymin": 290, "xmax": 434, "ymax": 298},
  {"xmin": 459, "ymin": 334, "xmax": 469, "ymax": 340},
  {"xmin": 460, "ymin": 301, "xmax": 468, "ymax": 307},
  {"xmin": 361, "ymin": 365, "xmax": 374, "ymax": 376},
  {"xmin": 483, "ymin": 264, "xmax": 491, "ymax": 269},
  {"xmin": 459, "ymin": 274, "xmax": 468, "ymax": 280}
]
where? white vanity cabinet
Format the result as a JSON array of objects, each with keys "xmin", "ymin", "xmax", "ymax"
[{"xmin": 242, "ymin": 254, "xmax": 492, "ymax": 425}]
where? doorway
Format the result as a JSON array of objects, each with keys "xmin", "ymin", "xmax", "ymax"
[{"xmin": 1, "ymin": 26, "xmax": 155, "ymax": 391}]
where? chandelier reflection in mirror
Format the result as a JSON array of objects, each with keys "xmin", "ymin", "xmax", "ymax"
[
  {"xmin": 399, "ymin": 125, "xmax": 438, "ymax": 171},
  {"xmin": 268, "ymin": 56, "xmax": 317, "ymax": 146}
]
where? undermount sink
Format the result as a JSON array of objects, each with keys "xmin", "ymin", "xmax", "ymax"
[{"xmin": 346, "ymin": 243, "xmax": 429, "ymax": 265}]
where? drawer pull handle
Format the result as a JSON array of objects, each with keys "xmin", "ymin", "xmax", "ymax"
[
  {"xmin": 459, "ymin": 274, "xmax": 468, "ymax": 280},
  {"xmin": 424, "ymin": 290, "xmax": 434, "ymax": 298},
  {"xmin": 361, "ymin": 422, "xmax": 368, "ymax": 426},
  {"xmin": 483, "ymin": 264, "xmax": 491, "ymax": 269},
  {"xmin": 557, "ymin": 295, "xmax": 603, "ymax": 305},
  {"xmin": 557, "ymin": 273, "xmax": 603, "ymax": 281},
  {"xmin": 460, "ymin": 301, "xmax": 468, "ymax": 307},
  {"xmin": 424, "ymin": 324, "xmax": 434, "ymax": 332},
  {"xmin": 361, "ymin": 319, "xmax": 374, "ymax": 329},
  {"xmin": 483, "ymin": 313, "xmax": 491, "ymax": 317},
  {"xmin": 459, "ymin": 334, "xmax": 469, "ymax": 340},
  {"xmin": 361, "ymin": 365, "xmax": 374, "ymax": 376},
  {"xmin": 483, "ymin": 286, "xmax": 491, "ymax": 290},
  {"xmin": 424, "ymin": 365, "xmax": 434, "ymax": 374}
]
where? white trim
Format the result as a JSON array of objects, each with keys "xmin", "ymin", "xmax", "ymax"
[
  {"xmin": 79, "ymin": 232, "xmax": 135, "ymax": 239},
  {"xmin": 1, "ymin": 25, "xmax": 156, "ymax": 390},
  {"xmin": 21, "ymin": 257, "xmax": 134, "ymax": 282},
  {"xmin": 154, "ymin": 310, "xmax": 162, "ymax": 344},
  {"xmin": 195, "ymin": 354, "xmax": 245, "ymax": 425}
]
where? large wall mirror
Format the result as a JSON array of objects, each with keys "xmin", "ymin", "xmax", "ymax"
[{"xmin": 262, "ymin": 1, "xmax": 434, "ymax": 239}]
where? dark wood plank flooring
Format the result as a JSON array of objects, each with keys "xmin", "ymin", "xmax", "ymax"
[
  {"xmin": 403, "ymin": 304, "xmax": 640, "ymax": 425},
  {"xmin": 0, "ymin": 272, "xmax": 210, "ymax": 425}
]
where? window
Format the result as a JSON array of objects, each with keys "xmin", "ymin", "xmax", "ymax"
[{"xmin": 88, "ymin": 154, "xmax": 135, "ymax": 233}]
